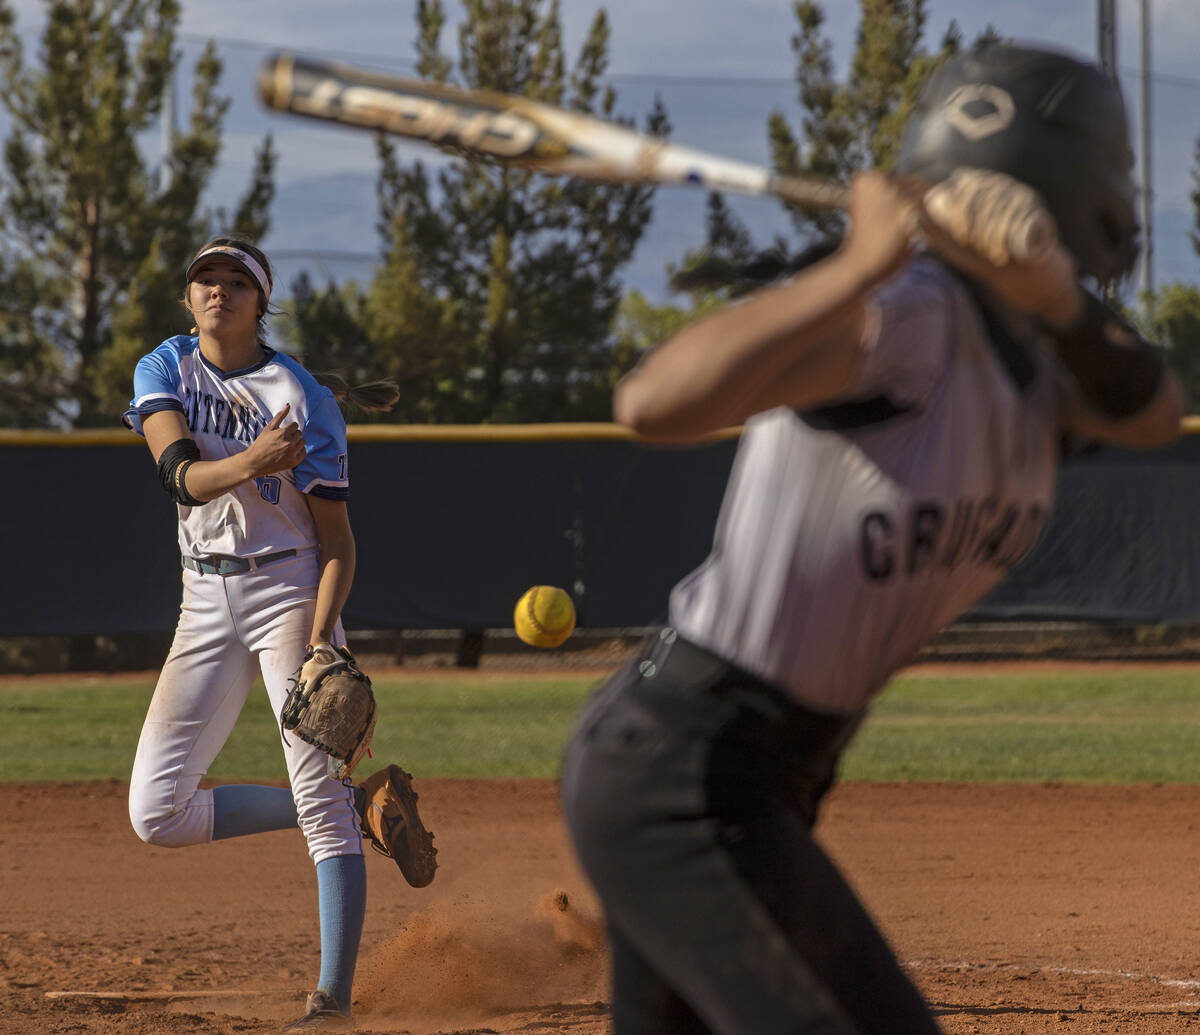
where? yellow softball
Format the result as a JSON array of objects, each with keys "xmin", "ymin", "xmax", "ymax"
[{"xmin": 514, "ymin": 585, "xmax": 576, "ymax": 648}]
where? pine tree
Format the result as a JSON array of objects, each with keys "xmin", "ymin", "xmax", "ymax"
[
  {"xmin": 769, "ymin": 0, "xmax": 962, "ymax": 239},
  {"xmin": 0, "ymin": 0, "xmax": 275, "ymax": 427},
  {"xmin": 667, "ymin": 0, "xmax": 970, "ymax": 302},
  {"xmin": 1151, "ymin": 283, "xmax": 1200, "ymax": 413},
  {"xmin": 1191, "ymin": 138, "xmax": 1200, "ymax": 261},
  {"xmin": 362, "ymin": 0, "xmax": 668, "ymax": 423}
]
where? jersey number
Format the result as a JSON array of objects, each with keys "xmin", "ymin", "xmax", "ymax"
[{"xmin": 255, "ymin": 476, "xmax": 281, "ymax": 504}]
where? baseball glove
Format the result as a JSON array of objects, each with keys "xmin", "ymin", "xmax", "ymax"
[{"xmin": 280, "ymin": 642, "xmax": 377, "ymax": 781}]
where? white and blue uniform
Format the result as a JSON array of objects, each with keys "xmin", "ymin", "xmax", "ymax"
[
  {"xmin": 562, "ymin": 259, "xmax": 1066, "ymax": 1034},
  {"xmin": 124, "ymin": 335, "xmax": 361, "ymax": 864}
]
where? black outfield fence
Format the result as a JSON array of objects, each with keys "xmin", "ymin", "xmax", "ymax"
[
  {"xmin": 1, "ymin": 424, "xmax": 734, "ymax": 637},
  {"xmin": 4, "ymin": 422, "xmax": 1200, "ymax": 663}
]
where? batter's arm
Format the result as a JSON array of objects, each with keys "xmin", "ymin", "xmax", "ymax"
[
  {"xmin": 614, "ymin": 173, "xmax": 918, "ymax": 441},
  {"xmin": 142, "ymin": 406, "xmax": 307, "ymax": 502},
  {"xmin": 1040, "ymin": 292, "xmax": 1186, "ymax": 449},
  {"xmin": 1058, "ymin": 364, "xmax": 1185, "ymax": 448},
  {"xmin": 306, "ymin": 495, "xmax": 356, "ymax": 646}
]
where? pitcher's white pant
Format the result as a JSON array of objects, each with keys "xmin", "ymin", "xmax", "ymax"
[{"xmin": 129, "ymin": 552, "xmax": 361, "ymax": 864}]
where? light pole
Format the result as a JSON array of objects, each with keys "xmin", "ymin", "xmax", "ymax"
[
  {"xmin": 1098, "ymin": 0, "xmax": 1117, "ymax": 77},
  {"xmin": 1139, "ymin": 0, "xmax": 1155, "ymax": 324}
]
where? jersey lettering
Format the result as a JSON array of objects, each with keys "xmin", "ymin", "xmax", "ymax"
[
  {"xmin": 940, "ymin": 500, "xmax": 974, "ymax": 569},
  {"xmin": 861, "ymin": 513, "xmax": 895, "ymax": 579},
  {"xmin": 181, "ymin": 386, "xmax": 266, "ymax": 443},
  {"xmin": 255, "ymin": 475, "xmax": 281, "ymax": 504},
  {"xmin": 907, "ymin": 504, "xmax": 943, "ymax": 575},
  {"xmin": 861, "ymin": 496, "xmax": 1047, "ymax": 582},
  {"xmin": 201, "ymin": 394, "xmax": 216, "ymax": 434}
]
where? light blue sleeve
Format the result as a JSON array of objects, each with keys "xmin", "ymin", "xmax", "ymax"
[
  {"xmin": 122, "ymin": 341, "xmax": 186, "ymax": 435},
  {"xmin": 296, "ymin": 394, "xmax": 349, "ymax": 499}
]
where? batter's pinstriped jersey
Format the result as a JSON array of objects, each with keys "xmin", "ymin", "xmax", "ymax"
[
  {"xmin": 123, "ymin": 335, "xmax": 349, "ymax": 560},
  {"xmin": 669, "ymin": 258, "xmax": 1062, "ymax": 714}
]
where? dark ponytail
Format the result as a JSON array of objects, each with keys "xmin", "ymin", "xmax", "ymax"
[
  {"xmin": 669, "ymin": 239, "xmax": 843, "ymax": 296},
  {"xmin": 311, "ymin": 371, "xmax": 401, "ymax": 412}
]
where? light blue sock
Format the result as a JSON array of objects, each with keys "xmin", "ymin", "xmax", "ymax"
[
  {"xmin": 316, "ymin": 853, "xmax": 367, "ymax": 1013},
  {"xmin": 211, "ymin": 784, "xmax": 298, "ymax": 840}
]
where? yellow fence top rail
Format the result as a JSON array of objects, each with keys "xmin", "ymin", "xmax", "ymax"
[
  {"xmin": 0, "ymin": 423, "xmax": 744, "ymax": 447},
  {"xmin": 4, "ymin": 418, "xmax": 1198, "ymax": 445}
]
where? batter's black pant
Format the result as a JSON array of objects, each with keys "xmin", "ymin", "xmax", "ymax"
[{"xmin": 561, "ymin": 629, "xmax": 942, "ymax": 1035}]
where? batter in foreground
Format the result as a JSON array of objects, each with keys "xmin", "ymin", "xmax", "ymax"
[{"xmin": 562, "ymin": 42, "xmax": 1185, "ymax": 1035}]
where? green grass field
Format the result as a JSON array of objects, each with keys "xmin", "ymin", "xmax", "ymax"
[{"xmin": 2, "ymin": 667, "xmax": 1199, "ymax": 783}]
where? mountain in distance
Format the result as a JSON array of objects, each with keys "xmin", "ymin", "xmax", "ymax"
[
  {"xmin": 261, "ymin": 166, "xmax": 1200, "ymax": 311},
  {"xmin": 261, "ymin": 170, "xmax": 382, "ymax": 292},
  {"xmin": 262, "ymin": 168, "xmax": 802, "ymax": 304}
]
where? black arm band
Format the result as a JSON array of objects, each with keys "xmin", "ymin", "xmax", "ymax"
[
  {"xmin": 1045, "ymin": 291, "xmax": 1166, "ymax": 420},
  {"xmin": 156, "ymin": 438, "xmax": 205, "ymax": 506}
]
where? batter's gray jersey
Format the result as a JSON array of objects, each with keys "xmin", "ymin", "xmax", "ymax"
[{"xmin": 669, "ymin": 258, "xmax": 1062, "ymax": 714}]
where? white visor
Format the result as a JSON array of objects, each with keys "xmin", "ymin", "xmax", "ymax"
[{"xmin": 185, "ymin": 246, "xmax": 272, "ymax": 302}]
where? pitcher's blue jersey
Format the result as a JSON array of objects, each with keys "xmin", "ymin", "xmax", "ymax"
[{"xmin": 123, "ymin": 335, "xmax": 349, "ymax": 559}]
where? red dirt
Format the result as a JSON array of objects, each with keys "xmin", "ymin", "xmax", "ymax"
[{"xmin": 4, "ymin": 778, "xmax": 1200, "ymax": 1033}]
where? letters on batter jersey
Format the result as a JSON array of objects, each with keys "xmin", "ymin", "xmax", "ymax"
[
  {"xmin": 181, "ymin": 385, "xmax": 266, "ymax": 442},
  {"xmin": 860, "ymin": 496, "xmax": 1048, "ymax": 580}
]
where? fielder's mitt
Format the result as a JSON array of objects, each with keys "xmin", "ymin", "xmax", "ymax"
[{"xmin": 281, "ymin": 642, "xmax": 377, "ymax": 781}]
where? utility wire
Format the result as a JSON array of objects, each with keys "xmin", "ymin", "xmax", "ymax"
[
  {"xmin": 271, "ymin": 249, "xmax": 378, "ymax": 261},
  {"xmin": 175, "ymin": 29, "xmax": 1200, "ymax": 92},
  {"xmin": 12, "ymin": 22, "xmax": 1200, "ymax": 93},
  {"xmin": 177, "ymin": 31, "xmax": 420, "ymax": 72}
]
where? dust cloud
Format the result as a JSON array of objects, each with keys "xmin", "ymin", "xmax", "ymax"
[{"xmin": 354, "ymin": 889, "xmax": 607, "ymax": 1032}]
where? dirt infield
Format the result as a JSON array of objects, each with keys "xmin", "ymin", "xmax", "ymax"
[{"xmin": 3, "ymin": 778, "xmax": 1200, "ymax": 1033}]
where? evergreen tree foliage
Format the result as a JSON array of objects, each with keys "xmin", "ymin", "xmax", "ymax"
[
  {"xmin": 770, "ymin": 0, "xmax": 961, "ymax": 238},
  {"xmin": 665, "ymin": 1, "xmax": 970, "ymax": 318},
  {"xmin": 358, "ymin": 0, "xmax": 667, "ymax": 423},
  {"xmin": 1192, "ymin": 137, "xmax": 1200, "ymax": 261},
  {"xmin": 1151, "ymin": 282, "xmax": 1200, "ymax": 413},
  {"xmin": 0, "ymin": 0, "xmax": 275, "ymax": 427}
]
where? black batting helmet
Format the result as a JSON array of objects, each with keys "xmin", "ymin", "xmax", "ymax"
[{"xmin": 896, "ymin": 42, "xmax": 1139, "ymax": 284}]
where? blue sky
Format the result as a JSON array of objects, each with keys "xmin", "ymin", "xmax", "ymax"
[{"xmin": 6, "ymin": 0, "xmax": 1199, "ymax": 299}]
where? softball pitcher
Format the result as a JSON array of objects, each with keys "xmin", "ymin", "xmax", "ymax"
[
  {"xmin": 561, "ymin": 43, "xmax": 1185, "ymax": 1034},
  {"xmin": 123, "ymin": 235, "xmax": 435, "ymax": 1030}
]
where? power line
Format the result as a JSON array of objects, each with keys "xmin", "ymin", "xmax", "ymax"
[
  {"xmin": 177, "ymin": 32, "xmax": 417, "ymax": 73},
  {"xmin": 12, "ymin": 20, "xmax": 1200, "ymax": 92},
  {"xmin": 1126, "ymin": 66, "xmax": 1200, "ymax": 91},
  {"xmin": 178, "ymin": 31, "xmax": 797, "ymax": 86},
  {"xmin": 270, "ymin": 249, "xmax": 378, "ymax": 262},
  {"xmin": 176, "ymin": 29, "xmax": 1200, "ymax": 93}
]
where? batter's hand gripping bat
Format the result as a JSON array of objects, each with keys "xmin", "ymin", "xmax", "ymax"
[{"xmin": 257, "ymin": 53, "xmax": 1056, "ymax": 266}]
